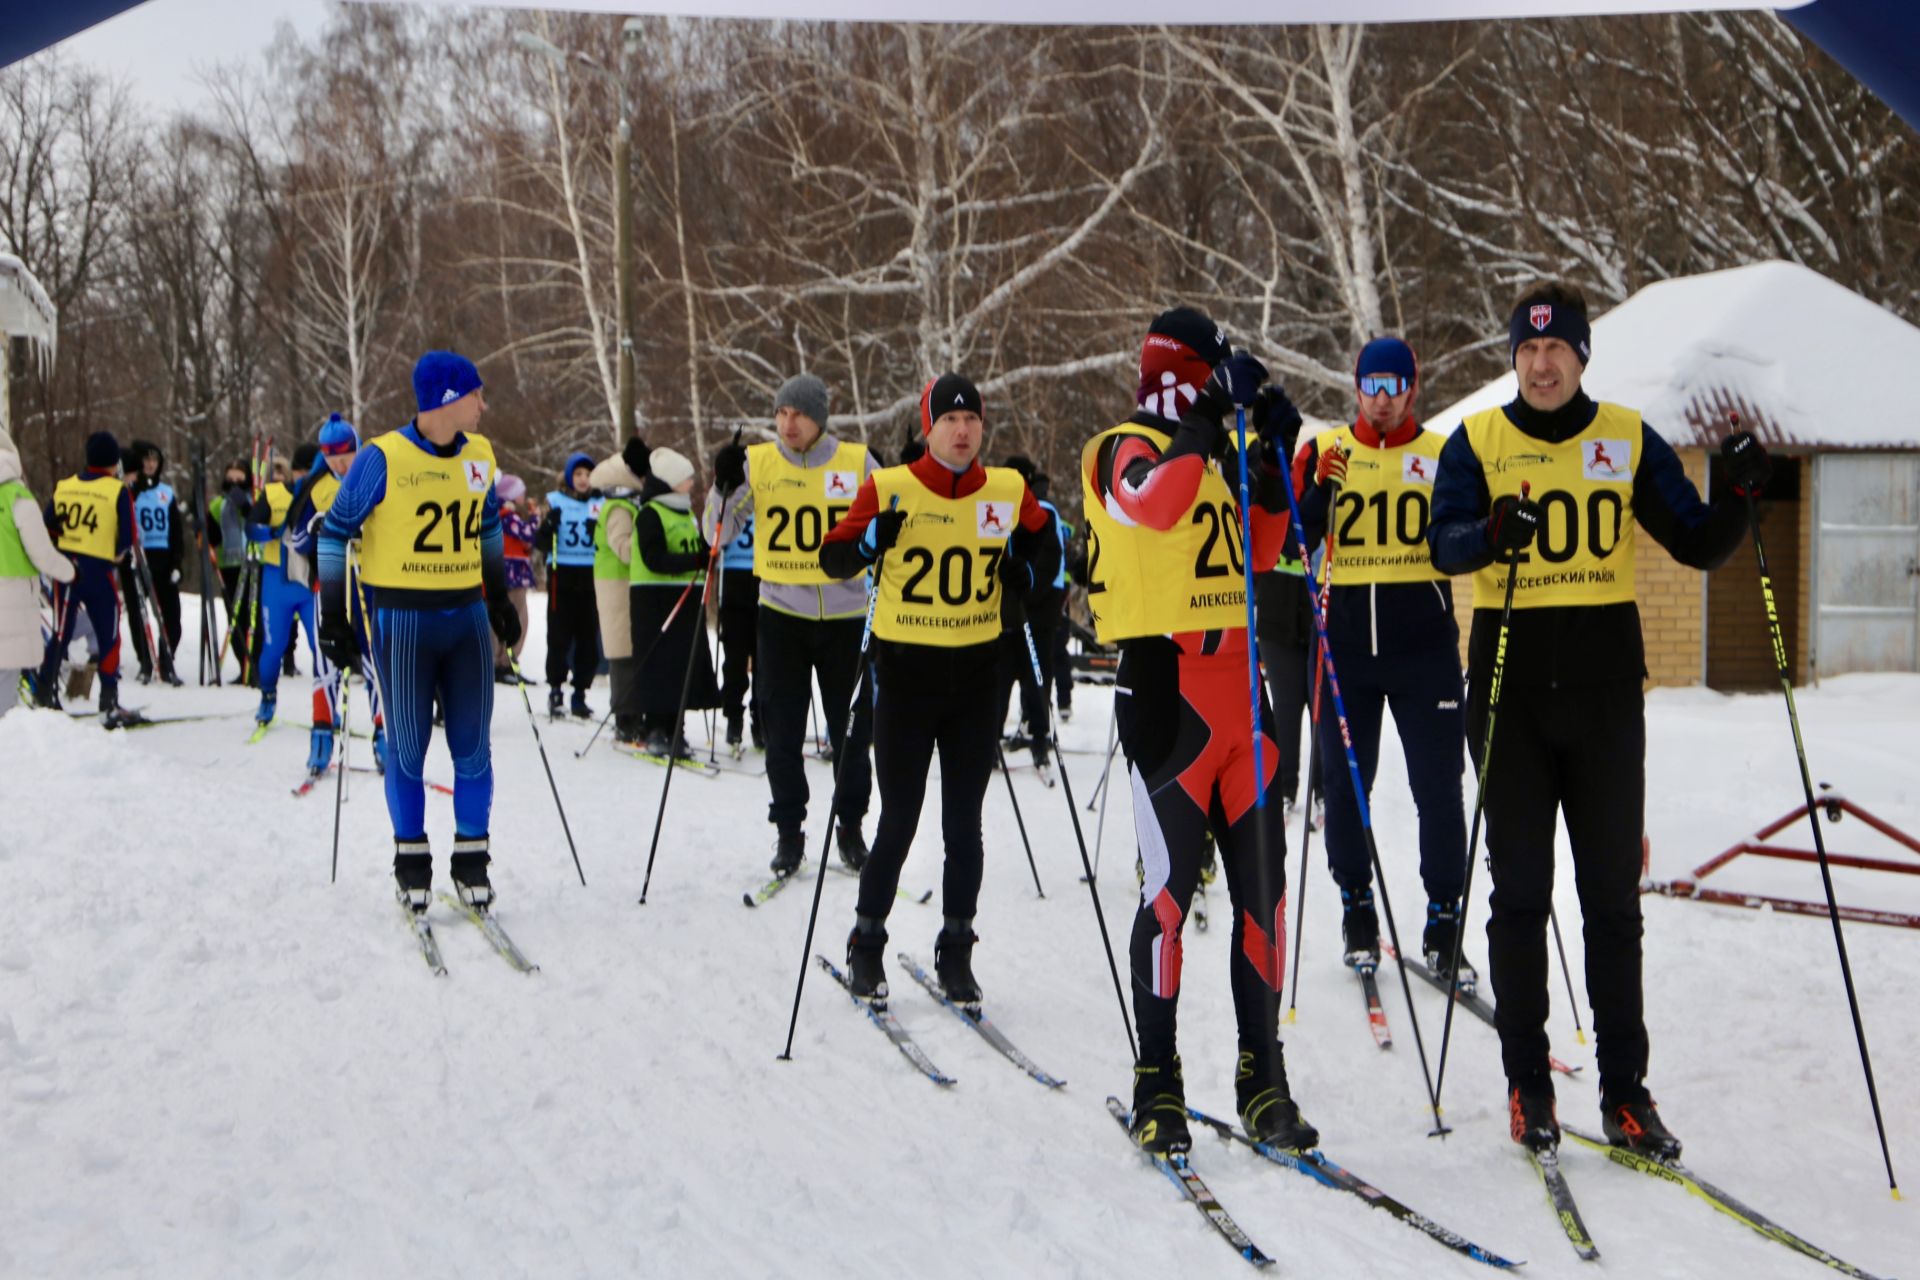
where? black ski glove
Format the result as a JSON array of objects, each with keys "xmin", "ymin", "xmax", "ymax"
[
  {"xmin": 319, "ymin": 597, "xmax": 358, "ymax": 675},
  {"xmin": 488, "ymin": 592, "xmax": 522, "ymax": 650},
  {"xmin": 997, "ymin": 547, "xmax": 1033, "ymax": 594},
  {"xmin": 713, "ymin": 441, "xmax": 748, "ymax": 492},
  {"xmin": 861, "ymin": 507, "xmax": 907, "ymax": 559},
  {"xmin": 1486, "ymin": 493, "xmax": 1542, "ymax": 555},
  {"xmin": 1251, "ymin": 383, "xmax": 1303, "ymax": 460},
  {"xmin": 1721, "ymin": 432, "xmax": 1771, "ymax": 498},
  {"xmin": 1193, "ymin": 351, "xmax": 1269, "ymax": 422}
]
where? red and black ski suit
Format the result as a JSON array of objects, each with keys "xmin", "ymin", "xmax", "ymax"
[{"xmin": 1087, "ymin": 408, "xmax": 1297, "ymax": 1074}]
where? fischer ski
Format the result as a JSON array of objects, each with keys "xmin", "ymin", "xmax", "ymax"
[
  {"xmin": 1528, "ymin": 1146, "xmax": 1599, "ymax": 1261},
  {"xmin": 399, "ymin": 898, "xmax": 447, "ymax": 977},
  {"xmin": 247, "ymin": 721, "xmax": 272, "ymax": 745},
  {"xmin": 1106, "ymin": 1097, "xmax": 1274, "ymax": 1268},
  {"xmin": 1387, "ymin": 943, "xmax": 1581, "ymax": 1076},
  {"xmin": 613, "ymin": 740, "xmax": 721, "ymax": 779},
  {"xmin": 744, "ymin": 865, "xmax": 930, "ymax": 909},
  {"xmin": 1351, "ymin": 958, "xmax": 1393, "ymax": 1050},
  {"xmin": 1187, "ymin": 1107, "xmax": 1522, "ymax": 1269},
  {"xmin": 815, "ymin": 954, "xmax": 955, "ymax": 1086},
  {"xmin": 439, "ymin": 893, "xmax": 539, "ymax": 974},
  {"xmin": 899, "ymin": 952, "xmax": 1065, "ymax": 1088},
  {"xmin": 1563, "ymin": 1127, "xmax": 1886, "ymax": 1279},
  {"xmin": 744, "ymin": 872, "xmax": 798, "ymax": 908}
]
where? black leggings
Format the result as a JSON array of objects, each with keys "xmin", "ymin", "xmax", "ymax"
[
  {"xmin": 545, "ymin": 565, "xmax": 601, "ymax": 691},
  {"xmin": 854, "ymin": 639, "xmax": 1000, "ymax": 923}
]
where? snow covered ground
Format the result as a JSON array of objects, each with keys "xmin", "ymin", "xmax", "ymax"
[{"xmin": 2, "ymin": 598, "xmax": 1915, "ymax": 1279}]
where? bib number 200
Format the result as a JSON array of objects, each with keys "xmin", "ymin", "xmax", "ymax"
[{"xmin": 413, "ymin": 499, "xmax": 482, "ymax": 554}]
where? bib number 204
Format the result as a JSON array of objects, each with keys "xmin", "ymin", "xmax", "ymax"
[{"xmin": 413, "ymin": 499, "xmax": 482, "ymax": 554}]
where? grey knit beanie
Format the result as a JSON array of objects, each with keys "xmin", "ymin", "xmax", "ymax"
[{"xmin": 773, "ymin": 374, "xmax": 830, "ymax": 429}]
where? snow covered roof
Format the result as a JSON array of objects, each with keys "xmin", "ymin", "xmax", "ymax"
[
  {"xmin": 1427, "ymin": 261, "xmax": 1920, "ymax": 451},
  {"xmin": 0, "ymin": 253, "xmax": 56, "ymax": 374}
]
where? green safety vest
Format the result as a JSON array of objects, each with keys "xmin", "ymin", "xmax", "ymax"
[
  {"xmin": 594, "ymin": 495, "xmax": 638, "ymax": 581},
  {"xmin": 0, "ymin": 480, "xmax": 38, "ymax": 579},
  {"xmin": 628, "ymin": 500, "xmax": 703, "ymax": 586}
]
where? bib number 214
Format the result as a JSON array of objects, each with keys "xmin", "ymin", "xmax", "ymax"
[{"xmin": 413, "ymin": 499, "xmax": 482, "ymax": 554}]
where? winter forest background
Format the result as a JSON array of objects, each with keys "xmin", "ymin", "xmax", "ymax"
[{"xmin": 3, "ymin": 7, "xmax": 1913, "ymax": 503}]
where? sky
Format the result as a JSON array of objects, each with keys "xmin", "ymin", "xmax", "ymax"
[{"xmin": 37, "ymin": 0, "xmax": 334, "ymax": 111}]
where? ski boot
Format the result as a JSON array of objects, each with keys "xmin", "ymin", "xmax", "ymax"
[
  {"xmin": 934, "ymin": 919, "xmax": 982, "ymax": 1007},
  {"xmin": 846, "ymin": 916, "xmax": 889, "ymax": 1002},
  {"xmin": 770, "ymin": 827, "xmax": 805, "ymax": 877},
  {"xmin": 1423, "ymin": 899, "xmax": 1478, "ymax": 994},
  {"xmin": 371, "ymin": 724, "xmax": 387, "ymax": 775},
  {"xmin": 570, "ymin": 689, "xmax": 591, "ymax": 719},
  {"xmin": 306, "ymin": 725, "xmax": 334, "ymax": 776},
  {"xmin": 1058, "ymin": 704, "xmax": 1072, "ymax": 723},
  {"xmin": 834, "ymin": 817, "xmax": 868, "ymax": 873},
  {"xmin": 641, "ymin": 726, "xmax": 672, "ymax": 759},
  {"xmin": 1236, "ymin": 1044, "xmax": 1319, "ymax": 1150},
  {"xmin": 450, "ymin": 837, "xmax": 494, "ymax": 913},
  {"xmin": 160, "ymin": 664, "xmax": 184, "ymax": 688},
  {"xmin": 750, "ymin": 720, "xmax": 765, "ymax": 751},
  {"xmin": 254, "ymin": 691, "xmax": 277, "ymax": 726},
  {"xmin": 1508, "ymin": 1077, "xmax": 1560, "ymax": 1152},
  {"xmin": 393, "ymin": 840, "xmax": 433, "ymax": 915},
  {"xmin": 613, "ymin": 716, "xmax": 643, "ymax": 748},
  {"xmin": 1340, "ymin": 885, "xmax": 1380, "ymax": 969},
  {"xmin": 97, "ymin": 682, "xmax": 131, "ymax": 729},
  {"xmin": 137, "ymin": 665, "xmax": 154, "ymax": 686},
  {"xmin": 725, "ymin": 711, "xmax": 744, "ymax": 758},
  {"xmin": 1129, "ymin": 1054, "xmax": 1191, "ymax": 1154},
  {"xmin": 547, "ymin": 687, "xmax": 564, "ymax": 720},
  {"xmin": 26, "ymin": 671, "xmax": 61, "ymax": 711},
  {"xmin": 1601, "ymin": 1085, "xmax": 1682, "ymax": 1161}
]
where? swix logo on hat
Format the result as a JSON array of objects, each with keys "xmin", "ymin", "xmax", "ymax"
[
  {"xmin": 1529, "ymin": 305, "xmax": 1553, "ymax": 332},
  {"xmin": 1582, "ymin": 439, "xmax": 1631, "ymax": 482},
  {"xmin": 1401, "ymin": 453, "xmax": 1434, "ymax": 485},
  {"xmin": 976, "ymin": 500, "xmax": 1013, "ymax": 539},
  {"xmin": 824, "ymin": 470, "xmax": 857, "ymax": 498},
  {"xmin": 465, "ymin": 459, "xmax": 491, "ymax": 492}
]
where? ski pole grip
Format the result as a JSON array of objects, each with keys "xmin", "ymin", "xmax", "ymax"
[{"xmin": 1520, "ymin": 480, "xmax": 1531, "ymax": 499}]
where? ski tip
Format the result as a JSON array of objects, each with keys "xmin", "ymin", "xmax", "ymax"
[{"xmin": 742, "ymin": 892, "xmax": 757, "ymax": 908}]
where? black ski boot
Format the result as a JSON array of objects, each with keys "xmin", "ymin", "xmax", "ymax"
[
  {"xmin": 1601, "ymin": 1084, "xmax": 1682, "ymax": 1161},
  {"xmin": 1340, "ymin": 885, "xmax": 1380, "ymax": 968},
  {"xmin": 1129, "ymin": 1055, "xmax": 1191, "ymax": 1154},
  {"xmin": 450, "ymin": 837, "xmax": 493, "ymax": 912},
  {"xmin": 834, "ymin": 817, "xmax": 868, "ymax": 873},
  {"xmin": 1424, "ymin": 899, "xmax": 1478, "ymax": 993},
  {"xmin": 570, "ymin": 689, "xmax": 591, "ymax": 719},
  {"xmin": 393, "ymin": 840, "xmax": 433, "ymax": 915},
  {"xmin": 547, "ymin": 687, "xmax": 564, "ymax": 719},
  {"xmin": 98, "ymin": 682, "xmax": 133, "ymax": 729},
  {"xmin": 26, "ymin": 671, "xmax": 60, "ymax": 711},
  {"xmin": 1508, "ymin": 1077, "xmax": 1560, "ymax": 1152},
  {"xmin": 1236, "ymin": 1045, "xmax": 1319, "ymax": 1150},
  {"xmin": 613, "ymin": 715, "xmax": 643, "ymax": 747},
  {"xmin": 846, "ymin": 916, "xmax": 889, "ymax": 1001},
  {"xmin": 934, "ymin": 919, "xmax": 982, "ymax": 1007},
  {"xmin": 770, "ymin": 827, "xmax": 805, "ymax": 877}
]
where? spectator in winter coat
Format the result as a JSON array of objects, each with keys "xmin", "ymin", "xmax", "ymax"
[
  {"xmin": 587, "ymin": 442, "xmax": 651, "ymax": 739},
  {"xmin": 0, "ymin": 426, "xmax": 75, "ymax": 716},
  {"xmin": 494, "ymin": 472, "xmax": 538, "ymax": 679}
]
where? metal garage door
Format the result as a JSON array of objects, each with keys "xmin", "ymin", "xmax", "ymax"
[{"xmin": 1815, "ymin": 454, "xmax": 1920, "ymax": 676}]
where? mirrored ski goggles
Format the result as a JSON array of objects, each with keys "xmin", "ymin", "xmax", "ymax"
[{"xmin": 1357, "ymin": 374, "xmax": 1411, "ymax": 397}]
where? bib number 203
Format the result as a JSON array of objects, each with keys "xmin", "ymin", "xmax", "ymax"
[
  {"xmin": 413, "ymin": 499, "xmax": 482, "ymax": 554},
  {"xmin": 900, "ymin": 545, "xmax": 1003, "ymax": 606}
]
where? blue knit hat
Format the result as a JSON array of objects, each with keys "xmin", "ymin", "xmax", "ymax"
[
  {"xmin": 317, "ymin": 413, "xmax": 360, "ymax": 456},
  {"xmin": 1354, "ymin": 336, "xmax": 1418, "ymax": 387},
  {"xmin": 412, "ymin": 350, "xmax": 484, "ymax": 414},
  {"xmin": 85, "ymin": 431, "xmax": 121, "ymax": 470}
]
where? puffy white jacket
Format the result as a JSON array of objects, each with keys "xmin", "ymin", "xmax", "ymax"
[{"xmin": 0, "ymin": 429, "xmax": 75, "ymax": 669}]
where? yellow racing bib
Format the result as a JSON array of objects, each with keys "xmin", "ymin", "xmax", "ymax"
[
  {"xmin": 51, "ymin": 475, "xmax": 121, "ymax": 560},
  {"xmin": 871, "ymin": 465, "xmax": 1025, "ymax": 647},
  {"xmin": 749, "ymin": 440, "xmax": 867, "ymax": 584},
  {"xmin": 311, "ymin": 471, "xmax": 341, "ymax": 516},
  {"xmin": 1078, "ymin": 422, "xmax": 1250, "ymax": 643},
  {"xmin": 357, "ymin": 431, "xmax": 497, "ymax": 590},
  {"xmin": 1463, "ymin": 403, "xmax": 1640, "ymax": 608},
  {"xmin": 1318, "ymin": 425, "xmax": 1446, "ymax": 585},
  {"xmin": 254, "ymin": 482, "xmax": 294, "ymax": 567}
]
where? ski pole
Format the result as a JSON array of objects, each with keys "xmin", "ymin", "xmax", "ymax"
[
  {"xmin": 329, "ymin": 627, "xmax": 352, "ymax": 885},
  {"xmin": 639, "ymin": 545, "xmax": 723, "ymax": 903},
  {"xmin": 1085, "ymin": 703, "xmax": 1118, "ymax": 812},
  {"xmin": 511, "ymin": 653, "xmax": 588, "ymax": 886},
  {"xmin": 576, "ymin": 575, "xmax": 700, "ymax": 760},
  {"xmin": 1280, "ymin": 428, "xmax": 1448, "ymax": 1136},
  {"xmin": 1023, "ymin": 618, "xmax": 1135, "ymax": 1060},
  {"xmin": 1285, "ymin": 512, "xmax": 1338, "ymax": 1023},
  {"xmin": 995, "ymin": 741, "xmax": 1046, "ymax": 898},
  {"xmin": 1547, "ymin": 906, "xmax": 1587, "ymax": 1044},
  {"xmin": 781, "ymin": 496, "xmax": 897, "ymax": 1062},
  {"xmin": 1431, "ymin": 482, "xmax": 1528, "ymax": 1125},
  {"xmin": 1084, "ymin": 708, "xmax": 1119, "ymax": 883},
  {"xmin": 1727, "ymin": 421, "xmax": 1897, "ymax": 1196}
]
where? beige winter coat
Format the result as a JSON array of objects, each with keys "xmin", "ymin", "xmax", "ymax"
[
  {"xmin": 588, "ymin": 454, "xmax": 646, "ymax": 660},
  {"xmin": 0, "ymin": 428, "xmax": 76, "ymax": 668}
]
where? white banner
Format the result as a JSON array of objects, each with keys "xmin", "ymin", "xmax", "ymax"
[{"xmin": 368, "ymin": 0, "xmax": 1806, "ymax": 26}]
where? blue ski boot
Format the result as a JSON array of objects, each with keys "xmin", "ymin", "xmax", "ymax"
[
  {"xmin": 306, "ymin": 725, "xmax": 334, "ymax": 775},
  {"xmin": 254, "ymin": 691, "xmax": 277, "ymax": 725}
]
